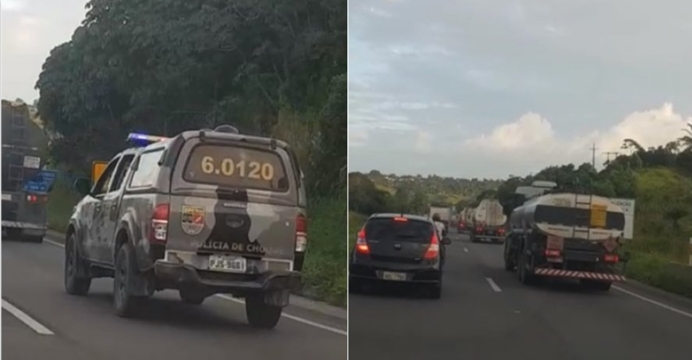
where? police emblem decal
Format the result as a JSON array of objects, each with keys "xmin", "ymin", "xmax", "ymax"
[{"xmin": 181, "ymin": 205, "xmax": 205, "ymax": 235}]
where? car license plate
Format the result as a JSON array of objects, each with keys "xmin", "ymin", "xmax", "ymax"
[
  {"xmin": 208, "ymin": 255, "xmax": 246, "ymax": 273},
  {"xmin": 382, "ymin": 271, "xmax": 406, "ymax": 281}
]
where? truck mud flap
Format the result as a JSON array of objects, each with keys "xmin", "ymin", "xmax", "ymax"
[{"xmin": 534, "ymin": 268, "xmax": 625, "ymax": 282}]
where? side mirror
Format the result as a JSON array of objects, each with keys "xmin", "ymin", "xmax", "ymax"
[
  {"xmin": 442, "ymin": 236, "xmax": 452, "ymax": 245},
  {"xmin": 74, "ymin": 178, "xmax": 91, "ymax": 196}
]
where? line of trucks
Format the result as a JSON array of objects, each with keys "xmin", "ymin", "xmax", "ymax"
[{"xmin": 447, "ymin": 182, "xmax": 633, "ymax": 291}]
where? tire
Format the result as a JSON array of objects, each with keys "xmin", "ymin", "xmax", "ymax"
[
  {"xmin": 503, "ymin": 243, "xmax": 515, "ymax": 271},
  {"xmin": 581, "ymin": 280, "xmax": 612, "ymax": 291},
  {"xmin": 113, "ymin": 243, "xmax": 144, "ymax": 317},
  {"xmin": 23, "ymin": 234, "xmax": 44, "ymax": 243},
  {"xmin": 518, "ymin": 251, "xmax": 535, "ymax": 285},
  {"xmin": 179, "ymin": 290, "xmax": 206, "ymax": 305},
  {"xmin": 428, "ymin": 280, "xmax": 442, "ymax": 299},
  {"xmin": 245, "ymin": 293, "xmax": 282, "ymax": 329},
  {"xmin": 349, "ymin": 276, "xmax": 363, "ymax": 294},
  {"xmin": 64, "ymin": 233, "xmax": 92, "ymax": 296}
]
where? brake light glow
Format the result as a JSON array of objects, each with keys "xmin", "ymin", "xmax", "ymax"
[
  {"xmin": 355, "ymin": 228, "xmax": 370, "ymax": 254},
  {"xmin": 149, "ymin": 203, "xmax": 170, "ymax": 244},
  {"xmin": 423, "ymin": 232, "xmax": 440, "ymax": 259},
  {"xmin": 26, "ymin": 194, "xmax": 46, "ymax": 203},
  {"xmin": 295, "ymin": 214, "xmax": 308, "ymax": 252},
  {"xmin": 544, "ymin": 249, "xmax": 561, "ymax": 257},
  {"xmin": 603, "ymin": 254, "xmax": 619, "ymax": 263},
  {"xmin": 393, "ymin": 216, "xmax": 408, "ymax": 222},
  {"xmin": 497, "ymin": 228, "xmax": 505, "ymax": 235}
]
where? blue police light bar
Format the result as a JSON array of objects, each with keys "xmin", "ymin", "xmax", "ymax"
[{"xmin": 127, "ymin": 133, "xmax": 168, "ymax": 146}]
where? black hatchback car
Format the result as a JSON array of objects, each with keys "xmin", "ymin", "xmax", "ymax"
[{"xmin": 349, "ymin": 213, "xmax": 451, "ymax": 299}]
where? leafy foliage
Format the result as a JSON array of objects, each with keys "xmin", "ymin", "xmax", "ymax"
[{"xmin": 36, "ymin": 0, "xmax": 346, "ymax": 194}]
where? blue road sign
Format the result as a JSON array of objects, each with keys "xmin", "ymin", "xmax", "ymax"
[{"xmin": 23, "ymin": 170, "xmax": 57, "ymax": 194}]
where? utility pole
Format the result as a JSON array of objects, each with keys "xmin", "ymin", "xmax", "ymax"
[
  {"xmin": 590, "ymin": 143, "xmax": 598, "ymax": 169},
  {"xmin": 603, "ymin": 151, "xmax": 619, "ymax": 163}
]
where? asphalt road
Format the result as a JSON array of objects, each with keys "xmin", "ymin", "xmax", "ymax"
[
  {"xmin": 2, "ymin": 233, "xmax": 346, "ymax": 360},
  {"xmin": 349, "ymin": 230, "xmax": 692, "ymax": 360}
]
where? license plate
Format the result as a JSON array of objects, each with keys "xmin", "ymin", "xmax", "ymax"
[
  {"xmin": 382, "ymin": 271, "xmax": 406, "ymax": 281},
  {"xmin": 208, "ymin": 255, "xmax": 247, "ymax": 273},
  {"xmin": 1, "ymin": 194, "xmax": 11, "ymax": 201}
]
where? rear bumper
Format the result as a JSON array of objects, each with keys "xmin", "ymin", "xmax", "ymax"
[
  {"xmin": 153, "ymin": 260, "xmax": 301, "ymax": 294},
  {"xmin": 350, "ymin": 259, "xmax": 441, "ymax": 283},
  {"xmin": 534, "ymin": 268, "xmax": 625, "ymax": 282}
]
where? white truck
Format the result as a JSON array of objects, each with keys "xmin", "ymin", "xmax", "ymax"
[{"xmin": 470, "ymin": 199, "xmax": 507, "ymax": 243}]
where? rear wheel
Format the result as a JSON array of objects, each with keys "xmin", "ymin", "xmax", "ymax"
[
  {"xmin": 428, "ymin": 280, "xmax": 442, "ymax": 299},
  {"xmin": 246, "ymin": 293, "xmax": 282, "ymax": 329},
  {"xmin": 349, "ymin": 276, "xmax": 363, "ymax": 294},
  {"xmin": 503, "ymin": 242, "xmax": 516, "ymax": 271},
  {"xmin": 23, "ymin": 234, "xmax": 44, "ymax": 243},
  {"xmin": 581, "ymin": 280, "xmax": 612, "ymax": 291},
  {"xmin": 64, "ymin": 233, "xmax": 91, "ymax": 296},
  {"xmin": 113, "ymin": 243, "xmax": 144, "ymax": 317},
  {"xmin": 179, "ymin": 290, "xmax": 206, "ymax": 305},
  {"xmin": 518, "ymin": 250, "xmax": 536, "ymax": 285}
]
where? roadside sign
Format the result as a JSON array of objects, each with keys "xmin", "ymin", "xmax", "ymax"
[
  {"xmin": 23, "ymin": 155, "xmax": 40, "ymax": 169},
  {"xmin": 22, "ymin": 170, "xmax": 57, "ymax": 194},
  {"xmin": 92, "ymin": 161, "xmax": 108, "ymax": 184},
  {"xmin": 609, "ymin": 198, "xmax": 635, "ymax": 240}
]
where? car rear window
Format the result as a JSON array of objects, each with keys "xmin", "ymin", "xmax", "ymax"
[
  {"xmin": 365, "ymin": 218, "xmax": 433, "ymax": 243},
  {"xmin": 183, "ymin": 144, "xmax": 289, "ymax": 191}
]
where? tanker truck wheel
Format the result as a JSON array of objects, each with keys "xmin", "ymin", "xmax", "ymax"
[
  {"xmin": 517, "ymin": 251, "xmax": 536, "ymax": 285},
  {"xmin": 503, "ymin": 242, "xmax": 516, "ymax": 271}
]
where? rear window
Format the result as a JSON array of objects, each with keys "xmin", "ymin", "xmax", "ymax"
[
  {"xmin": 365, "ymin": 218, "xmax": 433, "ymax": 243},
  {"xmin": 183, "ymin": 144, "xmax": 289, "ymax": 191}
]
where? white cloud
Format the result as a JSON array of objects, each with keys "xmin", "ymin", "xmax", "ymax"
[
  {"xmin": 463, "ymin": 103, "xmax": 690, "ymax": 168},
  {"xmin": 1, "ymin": 0, "xmax": 26, "ymax": 12}
]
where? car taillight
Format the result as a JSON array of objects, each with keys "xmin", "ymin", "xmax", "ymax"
[
  {"xmin": 544, "ymin": 249, "xmax": 561, "ymax": 257},
  {"xmin": 497, "ymin": 228, "xmax": 505, "ymax": 235},
  {"xmin": 149, "ymin": 203, "xmax": 169, "ymax": 244},
  {"xmin": 355, "ymin": 228, "xmax": 370, "ymax": 254},
  {"xmin": 26, "ymin": 194, "xmax": 45, "ymax": 203},
  {"xmin": 423, "ymin": 232, "xmax": 440, "ymax": 259},
  {"xmin": 603, "ymin": 254, "xmax": 619, "ymax": 263},
  {"xmin": 295, "ymin": 214, "xmax": 307, "ymax": 252}
]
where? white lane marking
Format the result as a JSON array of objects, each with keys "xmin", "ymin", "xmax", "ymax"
[
  {"xmin": 463, "ymin": 247, "xmax": 469, "ymax": 253},
  {"xmin": 486, "ymin": 277, "xmax": 502, "ymax": 292},
  {"xmin": 44, "ymin": 238, "xmax": 346, "ymax": 335},
  {"xmin": 613, "ymin": 286, "xmax": 692, "ymax": 320},
  {"xmin": 2, "ymin": 299, "xmax": 54, "ymax": 335},
  {"xmin": 216, "ymin": 295, "xmax": 347, "ymax": 336},
  {"xmin": 45, "ymin": 238, "xmax": 64, "ymax": 248}
]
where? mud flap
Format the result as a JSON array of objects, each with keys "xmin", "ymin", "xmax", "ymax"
[{"xmin": 264, "ymin": 289, "xmax": 290, "ymax": 307}]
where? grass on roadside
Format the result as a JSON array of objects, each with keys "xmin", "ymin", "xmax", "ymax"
[
  {"xmin": 46, "ymin": 180, "xmax": 81, "ymax": 233},
  {"xmin": 622, "ymin": 251, "xmax": 692, "ymax": 299}
]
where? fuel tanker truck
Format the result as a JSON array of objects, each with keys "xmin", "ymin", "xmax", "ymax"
[{"xmin": 503, "ymin": 193, "xmax": 626, "ymax": 291}]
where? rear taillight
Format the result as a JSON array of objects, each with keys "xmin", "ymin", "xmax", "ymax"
[
  {"xmin": 544, "ymin": 249, "xmax": 561, "ymax": 257},
  {"xmin": 475, "ymin": 226, "xmax": 483, "ymax": 233},
  {"xmin": 149, "ymin": 203, "xmax": 169, "ymax": 244},
  {"xmin": 423, "ymin": 232, "xmax": 440, "ymax": 259},
  {"xmin": 26, "ymin": 194, "xmax": 46, "ymax": 203},
  {"xmin": 497, "ymin": 228, "xmax": 505, "ymax": 235},
  {"xmin": 355, "ymin": 228, "xmax": 370, "ymax": 254},
  {"xmin": 295, "ymin": 214, "xmax": 307, "ymax": 252},
  {"xmin": 603, "ymin": 254, "xmax": 619, "ymax": 263}
]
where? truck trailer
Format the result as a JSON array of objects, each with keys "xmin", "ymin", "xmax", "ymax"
[
  {"xmin": 470, "ymin": 199, "xmax": 506, "ymax": 243},
  {"xmin": 503, "ymin": 193, "xmax": 626, "ymax": 291},
  {"xmin": 1, "ymin": 100, "xmax": 51, "ymax": 242}
]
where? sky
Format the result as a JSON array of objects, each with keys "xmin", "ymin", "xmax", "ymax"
[
  {"xmin": 348, "ymin": 0, "xmax": 692, "ymax": 179},
  {"xmin": 1, "ymin": 0, "xmax": 88, "ymax": 103}
]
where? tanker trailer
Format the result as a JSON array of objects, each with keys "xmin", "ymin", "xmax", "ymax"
[
  {"xmin": 503, "ymin": 193, "xmax": 626, "ymax": 291},
  {"xmin": 470, "ymin": 199, "xmax": 507, "ymax": 244}
]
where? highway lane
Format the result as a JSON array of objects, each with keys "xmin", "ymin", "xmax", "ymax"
[
  {"xmin": 349, "ymin": 230, "xmax": 692, "ymax": 360},
  {"xmin": 2, "ymin": 235, "xmax": 346, "ymax": 360}
]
